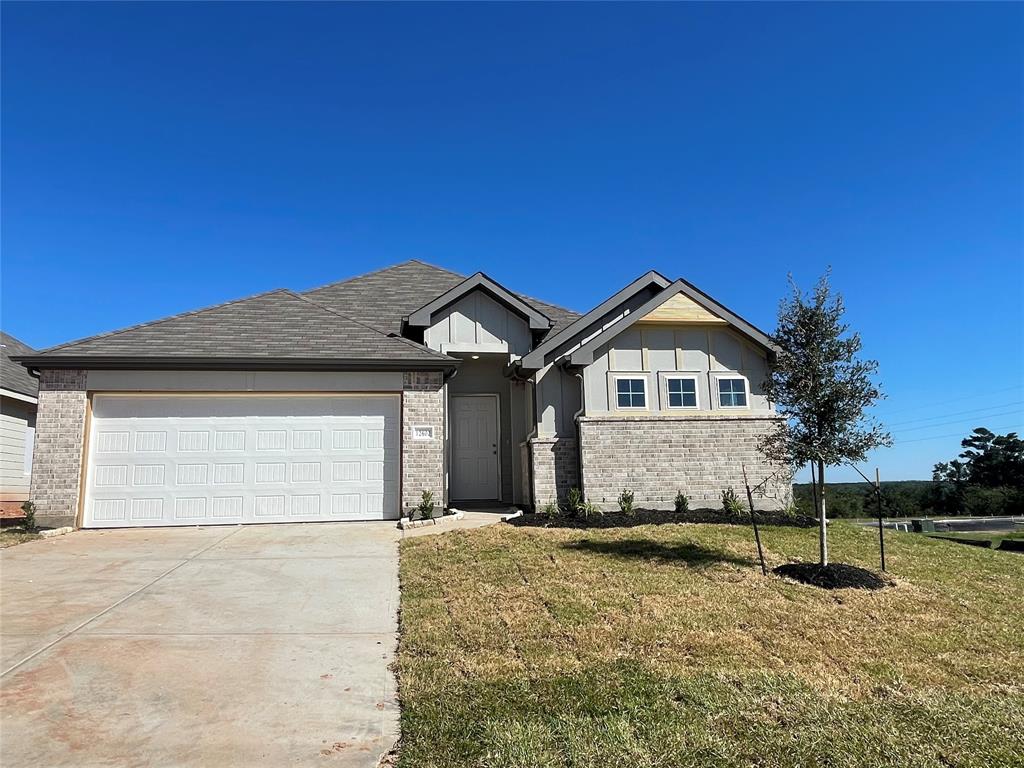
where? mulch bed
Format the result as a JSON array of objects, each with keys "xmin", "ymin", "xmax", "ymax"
[
  {"xmin": 774, "ymin": 562, "xmax": 890, "ymax": 590},
  {"xmin": 509, "ymin": 507, "xmax": 817, "ymax": 530}
]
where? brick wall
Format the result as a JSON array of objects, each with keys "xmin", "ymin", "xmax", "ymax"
[
  {"xmin": 528, "ymin": 436, "xmax": 579, "ymax": 509},
  {"xmin": 29, "ymin": 369, "xmax": 88, "ymax": 527},
  {"xmin": 578, "ymin": 415, "xmax": 791, "ymax": 510},
  {"xmin": 401, "ymin": 371, "xmax": 445, "ymax": 516}
]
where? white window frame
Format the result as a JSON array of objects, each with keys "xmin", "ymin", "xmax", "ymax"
[
  {"xmin": 664, "ymin": 375, "xmax": 700, "ymax": 410},
  {"xmin": 716, "ymin": 375, "xmax": 750, "ymax": 409},
  {"xmin": 612, "ymin": 375, "xmax": 649, "ymax": 410}
]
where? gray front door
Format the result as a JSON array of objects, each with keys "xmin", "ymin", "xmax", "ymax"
[{"xmin": 450, "ymin": 395, "xmax": 499, "ymax": 500}]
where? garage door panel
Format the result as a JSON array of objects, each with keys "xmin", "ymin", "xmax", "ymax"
[{"xmin": 84, "ymin": 395, "xmax": 401, "ymax": 528}]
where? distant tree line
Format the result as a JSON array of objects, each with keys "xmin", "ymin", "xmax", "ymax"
[
  {"xmin": 793, "ymin": 428, "xmax": 1024, "ymax": 518},
  {"xmin": 930, "ymin": 428, "xmax": 1023, "ymax": 516}
]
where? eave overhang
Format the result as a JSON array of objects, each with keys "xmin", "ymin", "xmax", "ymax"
[{"xmin": 12, "ymin": 355, "xmax": 461, "ymax": 374}]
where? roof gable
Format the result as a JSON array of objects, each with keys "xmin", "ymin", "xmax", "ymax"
[
  {"xmin": 304, "ymin": 260, "xmax": 580, "ymax": 336},
  {"xmin": 567, "ymin": 279, "xmax": 777, "ymax": 367},
  {"xmin": 519, "ymin": 270, "xmax": 671, "ymax": 370},
  {"xmin": 406, "ymin": 272, "xmax": 551, "ymax": 331}
]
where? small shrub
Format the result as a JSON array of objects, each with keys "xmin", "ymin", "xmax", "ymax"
[
  {"xmin": 721, "ymin": 488, "xmax": 745, "ymax": 516},
  {"xmin": 674, "ymin": 491, "xmax": 689, "ymax": 513},
  {"xmin": 21, "ymin": 500, "xmax": 36, "ymax": 532},
  {"xmin": 417, "ymin": 490, "xmax": 436, "ymax": 520},
  {"xmin": 541, "ymin": 502, "xmax": 559, "ymax": 521},
  {"xmin": 617, "ymin": 489, "xmax": 635, "ymax": 515},
  {"xmin": 565, "ymin": 487, "xmax": 584, "ymax": 516},
  {"xmin": 579, "ymin": 501, "xmax": 602, "ymax": 520}
]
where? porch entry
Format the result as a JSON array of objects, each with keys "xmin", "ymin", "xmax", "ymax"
[{"xmin": 450, "ymin": 394, "xmax": 500, "ymax": 501}]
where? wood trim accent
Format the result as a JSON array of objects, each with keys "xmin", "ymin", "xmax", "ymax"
[
  {"xmin": 75, "ymin": 394, "xmax": 93, "ymax": 529},
  {"xmin": 638, "ymin": 293, "xmax": 728, "ymax": 324}
]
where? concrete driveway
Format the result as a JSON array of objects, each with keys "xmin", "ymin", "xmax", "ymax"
[{"xmin": 0, "ymin": 523, "xmax": 401, "ymax": 767}]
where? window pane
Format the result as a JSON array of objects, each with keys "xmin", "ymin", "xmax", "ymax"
[
  {"xmin": 667, "ymin": 378, "xmax": 697, "ymax": 408},
  {"xmin": 718, "ymin": 379, "xmax": 747, "ymax": 407},
  {"xmin": 616, "ymin": 378, "xmax": 646, "ymax": 408}
]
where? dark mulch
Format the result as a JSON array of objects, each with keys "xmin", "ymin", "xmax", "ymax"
[
  {"xmin": 774, "ymin": 562, "xmax": 890, "ymax": 590},
  {"xmin": 509, "ymin": 507, "xmax": 817, "ymax": 530}
]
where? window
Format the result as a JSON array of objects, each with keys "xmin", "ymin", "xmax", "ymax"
[
  {"xmin": 666, "ymin": 377, "xmax": 698, "ymax": 408},
  {"xmin": 615, "ymin": 377, "xmax": 647, "ymax": 409},
  {"xmin": 718, "ymin": 378, "xmax": 748, "ymax": 408}
]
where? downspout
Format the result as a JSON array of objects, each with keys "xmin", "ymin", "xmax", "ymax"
[{"xmin": 572, "ymin": 370, "xmax": 586, "ymax": 500}]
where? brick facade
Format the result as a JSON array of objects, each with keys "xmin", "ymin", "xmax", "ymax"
[
  {"xmin": 528, "ymin": 436, "xmax": 579, "ymax": 508},
  {"xmin": 578, "ymin": 415, "xmax": 791, "ymax": 510},
  {"xmin": 401, "ymin": 371, "xmax": 446, "ymax": 516},
  {"xmin": 28, "ymin": 369, "xmax": 89, "ymax": 527}
]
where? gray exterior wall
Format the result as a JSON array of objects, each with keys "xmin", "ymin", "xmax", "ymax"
[
  {"xmin": 401, "ymin": 372, "xmax": 446, "ymax": 516},
  {"xmin": 28, "ymin": 369, "xmax": 88, "ymax": 527},
  {"xmin": 583, "ymin": 326, "xmax": 771, "ymax": 414},
  {"xmin": 425, "ymin": 291, "xmax": 532, "ymax": 356},
  {"xmin": 0, "ymin": 394, "xmax": 36, "ymax": 509},
  {"xmin": 579, "ymin": 415, "xmax": 790, "ymax": 510}
]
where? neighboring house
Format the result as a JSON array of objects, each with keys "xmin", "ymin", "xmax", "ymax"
[
  {"xmin": 13, "ymin": 260, "xmax": 788, "ymax": 529},
  {"xmin": 1, "ymin": 332, "xmax": 38, "ymax": 515}
]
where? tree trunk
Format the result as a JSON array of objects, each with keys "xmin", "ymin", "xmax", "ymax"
[{"xmin": 818, "ymin": 459, "xmax": 828, "ymax": 566}]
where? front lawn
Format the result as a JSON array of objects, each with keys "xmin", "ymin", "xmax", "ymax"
[{"xmin": 397, "ymin": 520, "xmax": 1023, "ymax": 767}]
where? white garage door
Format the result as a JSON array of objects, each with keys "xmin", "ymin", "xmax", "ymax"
[{"xmin": 83, "ymin": 394, "xmax": 401, "ymax": 528}]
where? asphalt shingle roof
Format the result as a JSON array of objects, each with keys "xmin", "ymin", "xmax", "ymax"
[
  {"xmin": 16, "ymin": 260, "xmax": 581, "ymax": 368},
  {"xmin": 0, "ymin": 332, "xmax": 38, "ymax": 397},
  {"xmin": 22, "ymin": 290, "xmax": 453, "ymax": 364},
  {"xmin": 304, "ymin": 260, "xmax": 581, "ymax": 336}
]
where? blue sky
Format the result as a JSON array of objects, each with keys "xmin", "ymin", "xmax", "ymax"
[{"xmin": 3, "ymin": 3, "xmax": 1021, "ymax": 481}]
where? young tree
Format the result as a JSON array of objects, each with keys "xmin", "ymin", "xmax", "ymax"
[{"xmin": 759, "ymin": 271, "xmax": 891, "ymax": 565}]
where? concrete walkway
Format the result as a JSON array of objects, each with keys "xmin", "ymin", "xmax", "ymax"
[{"xmin": 1, "ymin": 523, "xmax": 403, "ymax": 767}]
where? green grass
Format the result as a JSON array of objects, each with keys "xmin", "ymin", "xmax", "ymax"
[
  {"xmin": 0, "ymin": 527, "xmax": 41, "ymax": 548},
  {"xmin": 397, "ymin": 521, "xmax": 1024, "ymax": 768}
]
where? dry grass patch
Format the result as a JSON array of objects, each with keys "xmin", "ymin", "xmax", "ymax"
[
  {"xmin": 397, "ymin": 521, "xmax": 1024, "ymax": 767},
  {"xmin": 0, "ymin": 528, "xmax": 41, "ymax": 548}
]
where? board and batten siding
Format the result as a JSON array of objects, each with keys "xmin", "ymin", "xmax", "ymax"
[
  {"xmin": 582, "ymin": 325, "xmax": 772, "ymax": 414},
  {"xmin": 0, "ymin": 395, "xmax": 36, "ymax": 504},
  {"xmin": 425, "ymin": 291, "xmax": 532, "ymax": 356},
  {"xmin": 535, "ymin": 363, "xmax": 581, "ymax": 437}
]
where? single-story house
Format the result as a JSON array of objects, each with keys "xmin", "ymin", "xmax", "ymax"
[
  {"xmin": 1, "ymin": 332, "xmax": 38, "ymax": 515},
  {"xmin": 14, "ymin": 260, "xmax": 789, "ymax": 529}
]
